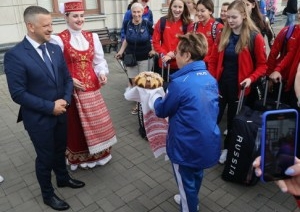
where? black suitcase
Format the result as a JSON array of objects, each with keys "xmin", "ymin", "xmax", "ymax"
[
  {"xmin": 221, "ymin": 87, "xmax": 262, "ymax": 185},
  {"xmin": 252, "ymin": 78, "xmax": 290, "ymax": 111},
  {"xmin": 222, "ymin": 80, "xmax": 288, "ymax": 185}
]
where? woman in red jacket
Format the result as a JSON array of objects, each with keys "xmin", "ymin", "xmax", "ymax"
[
  {"xmin": 208, "ymin": 0, "xmax": 267, "ymax": 164},
  {"xmin": 152, "ymin": 0, "xmax": 191, "ymax": 82},
  {"xmin": 267, "ymin": 13, "xmax": 300, "ymax": 107},
  {"xmin": 193, "ymin": 0, "xmax": 223, "ymax": 62},
  {"xmin": 267, "ymin": 25, "xmax": 299, "ymax": 82}
]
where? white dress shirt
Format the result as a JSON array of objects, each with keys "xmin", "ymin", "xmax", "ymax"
[
  {"xmin": 26, "ymin": 35, "xmax": 52, "ymax": 62},
  {"xmin": 50, "ymin": 27, "xmax": 109, "ymax": 76}
]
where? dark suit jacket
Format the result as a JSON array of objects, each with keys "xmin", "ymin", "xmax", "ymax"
[{"xmin": 4, "ymin": 37, "xmax": 73, "ymax": 132}]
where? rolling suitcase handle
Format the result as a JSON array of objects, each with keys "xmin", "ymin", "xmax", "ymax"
[
  {"xmin": 236, "ymin": 83, "xmax": 246, "ymax": 115},
  {"xmin": 161, "ymin": 62, "xmax": 171, "ymax": 82},
  {"xmin": 262, "ymin": 76, "xmax": 283, "ymax": 110},
  {"xmin": 166, "ymin": 63, "xmax": 170, "ymax": 82},
  {"xmin": 160, "ymin": 54, "xmax": 171, "ymax": 82},
  {"xmin": 160, "ymin": 54, "xmax": 165, "ymax": 80},
  {"xmin": 237, "ymin": 76, "xmax": 283, "ymax": 115},
  {"xmin": 148, "ymin": 55, "xmax": 155, "ymax": 72}
]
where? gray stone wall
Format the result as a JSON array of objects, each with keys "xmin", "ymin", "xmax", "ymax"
[{"xmin": 0, "ymin": 43, "xmax": 15, "ymax": 75}]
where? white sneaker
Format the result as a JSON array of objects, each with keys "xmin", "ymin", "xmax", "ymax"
[
  {"xmin": 0, "ymin": 175, "xmax": 4, "ymax": 183},
  {"xmin": 223, "ymin": 129, "xmax": 228, "ymax": 136},
  {"xmin": 173, "ymin": 194, "xmax": 199, "ymax": 211},
  {"xmin": 70, "ymin": 164, "xmax": 78, "ymax": 171},
  {"xmin": 80, "ymin": 163, "xmax": 88, "ymax": 169},
  {"xmin": 219, "ymin": 149, "xmax": 228, "ymax": 164},
  {"xmin": 174, "ymin": 194, "xmax": 181, "ymax": 205},
  {"xmin": 87, "ymin": 162, "xmax": 96, "ymax": 169},
  {"xmin": 96, "ymin": 154, "xmax": 112, "ymax": 166}
]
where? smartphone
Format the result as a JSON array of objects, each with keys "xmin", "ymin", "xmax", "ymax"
[{"xmin": 260, "ymin": 109, "xmax": 298, "ymax": 182}]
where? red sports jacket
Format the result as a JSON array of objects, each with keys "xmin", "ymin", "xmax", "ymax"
[
  {"xmin": 192, "ymin": 18, "xmax": 223, "ymax": 63},
  {"xmin": 152, "ymin": 18, "xmax": 192, "ymax": 70},
  {"xmin": 267, "ymin": 24, "xmax": 300, "ymax": 91},
  {"xmin": 208, "ymin": 33, "xmax": 267, "ymax": 96}
]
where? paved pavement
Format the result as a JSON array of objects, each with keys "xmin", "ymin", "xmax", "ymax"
[{"xmin": 0, "ymin": 17, "xmax": 299, "ymax": 212}]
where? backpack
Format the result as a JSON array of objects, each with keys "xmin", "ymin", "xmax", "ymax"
[
  {"xmin": 248, "ymin": 31, "xmax": 266, "ymax": 102},
  {"xmin": 249, "ymin": 31, "xmax": 258, "ymax": 63},
  {"xmin": 193, "ymin": 21, "xmax": 220, "ymax": 41},
  {"xmin": 159, "ymin": 16, "xmax": 188, "ymax": 43}
]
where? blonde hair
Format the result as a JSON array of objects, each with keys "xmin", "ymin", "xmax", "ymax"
[{"xmin": 218, "ymin": 0, "xmax": 259, "ymax": 53}]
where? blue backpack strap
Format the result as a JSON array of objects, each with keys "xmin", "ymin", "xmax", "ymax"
[
  {"xmin": 182, "ymin": 22, "xmax": 188, "ymax": 34},
  {"xmin": 160, "ymin": 16, "xmax": 188, "ymax": 43}
]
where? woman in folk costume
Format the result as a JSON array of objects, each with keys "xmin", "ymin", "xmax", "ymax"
[{"xmin": 51, "ymin": 1, "xmax": 117, "ymax": 171}]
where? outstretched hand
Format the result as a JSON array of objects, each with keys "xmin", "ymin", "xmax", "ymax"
[{"xmin": 253, "ymin": 156, "xmax": 300, "ymax": 195}]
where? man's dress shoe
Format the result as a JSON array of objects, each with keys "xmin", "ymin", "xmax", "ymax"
[
  {"xmin": 57, "ymin": 178, "xmax": 85, "ymax": 188},
  {"xmin": 43, "ymin": 194, "xmax": 70, "ymax": 211}
]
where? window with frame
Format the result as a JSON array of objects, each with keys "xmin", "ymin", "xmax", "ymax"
[{"xmin": 37, "ymin": 0, "xmax": 101, "ymax": 17}]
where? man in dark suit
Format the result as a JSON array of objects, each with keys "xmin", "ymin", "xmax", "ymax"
[{"xmin": 4, "ymin": 6, "xmax": 85, "ymax": 211}]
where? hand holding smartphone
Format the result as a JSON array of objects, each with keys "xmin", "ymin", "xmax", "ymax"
[{"xmin": 260, "ymin": 109, "xmax": 298, "ymax": 182}]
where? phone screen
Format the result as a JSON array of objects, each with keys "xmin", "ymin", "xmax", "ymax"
[{"xmin": 261, "ymin": 109, "xmax": 298, "ymax": 182}]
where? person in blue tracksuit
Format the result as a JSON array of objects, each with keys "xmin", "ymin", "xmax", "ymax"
[
  {"xmin": 120, "ymin": 0, "xmax": 153, "ymax": 41},
  {"xmin": 150, "ymin": 32, "xmax": 221, "ymax": 212}
]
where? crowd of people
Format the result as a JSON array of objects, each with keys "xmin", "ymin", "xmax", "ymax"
[
  {"xmin": 4, "ymin": 1, "xmax": 117, "ymax": 211},
  {"xmin": 120, "ymin": 0, "xmax": 300, "ymax": 211},
  {"xmin": 2, "ymin": 0, "xmax": 300, "ymax": 211}
]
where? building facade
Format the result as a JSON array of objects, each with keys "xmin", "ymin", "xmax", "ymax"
[{"xmin": 0, "ymin": 0, "xmax": 290, "ymax": 45}]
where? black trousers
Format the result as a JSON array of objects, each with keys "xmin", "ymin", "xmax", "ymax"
[{"xmin": 218, "ymin": 81, "xmax": 238, "ymax": 149}]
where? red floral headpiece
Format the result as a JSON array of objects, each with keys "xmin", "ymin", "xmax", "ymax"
[{"xmin": 64, "ymin": 1, "xmax": 84, "ymax": 13}]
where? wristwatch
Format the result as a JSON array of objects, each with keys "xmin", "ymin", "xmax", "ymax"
[{"xmin": 65, "ymin": 100, "xmax": 70, "ymax": 109}]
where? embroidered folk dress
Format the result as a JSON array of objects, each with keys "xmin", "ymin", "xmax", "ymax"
[{"xmin": 51, "ymin": 28, "xmax": 117, "ymax": 166}]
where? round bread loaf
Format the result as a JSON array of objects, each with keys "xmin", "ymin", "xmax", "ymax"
[{"xmin": 134, "ymin": 72, "xmax": 164, "ymax": 89}]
